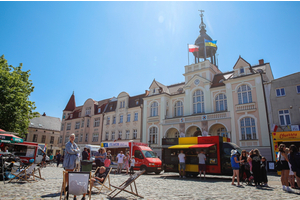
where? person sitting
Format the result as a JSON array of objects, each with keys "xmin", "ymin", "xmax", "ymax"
[{"xmin": 81, "ymin": 166, "xmax": 107, "ymax": 200}]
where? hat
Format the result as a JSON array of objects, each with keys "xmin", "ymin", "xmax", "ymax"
[{"xmin": 231, "ymin": 149, "xmax": 238, "ymax": 156}]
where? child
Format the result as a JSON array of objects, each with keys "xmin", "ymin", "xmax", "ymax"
[
  {"xmin": 104, "ymin": 155, "xmax": 111, "ymax": 174},
  {"xmin": 130, "ymin": 156, "xmax": 135, "ymax": 175},
  {"xmin": 260, "ymin": 157, "xmax": 268, "ymax": 187},
  {"xmin": 247, "ymin": 150, "xmax": 254, "ymax": 182}
]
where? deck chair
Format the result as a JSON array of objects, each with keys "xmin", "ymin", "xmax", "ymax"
[
  {"xmin": 8, "ymin": 163, "xmax": 43, "ymax": 183},
  {"xmin": 92, "ymin": 167, "xmax": 112, "ymax": 194},
  {"xmin": 108, "ymin": 170, "xmax": 145, "ymax": 199}
]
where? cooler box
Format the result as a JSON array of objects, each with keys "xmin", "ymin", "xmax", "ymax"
[{"xmin": 81, "ymin": 160, "xmax": 93, "ymax": 172}]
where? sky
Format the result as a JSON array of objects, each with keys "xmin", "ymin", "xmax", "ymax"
[{"xmin": 1, "ymin": 1, "xmax": 300, "ymax": 119}]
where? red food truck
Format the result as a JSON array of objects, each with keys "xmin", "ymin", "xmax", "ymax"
[
  {"xmin": 162, "ymin": 136, "xmax": 242, "ymax": 176},
  {"xmin": 101, "ymin": 141, "xmax": 162, "ymax": 174}
]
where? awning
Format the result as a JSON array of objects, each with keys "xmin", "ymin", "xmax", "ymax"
[
  {"xmin": 168, "ymin": 145, "xmax": 193, "ymax": 149},
  {"xmin": 190, "ymin": 144, "xmax": 215, "ymax": 148}
]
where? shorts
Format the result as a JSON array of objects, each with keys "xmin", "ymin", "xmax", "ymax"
[
  {"xmin": 232, "ymin": 167, "xmax": 240, "ymax": 170},
  {"xmin": 179, "ymin": 163, "xmax": 186, "ymax": 170},
  {"xmin": 198, "ymin": 164, "xmax": 206, "ymax": 171}
]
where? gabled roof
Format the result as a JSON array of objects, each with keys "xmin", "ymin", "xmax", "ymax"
[
  {"xmin": 128, "ymin": 93, "xmax": 146, "ymax": 108},
  {"xmin": 64, "ymin": 92, "xmax": 76, "ymax": 111},
  {"xmin": 211, "ymin": 74, "xmax": 226, "ymax": 88},
  {"xmin": 29, "ymin": 115, "xmax": 61, "ymax": 131}
]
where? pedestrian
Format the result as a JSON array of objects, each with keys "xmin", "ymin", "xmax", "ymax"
[
  {"xmin": 94, "ymin": 148, "xmax": 107, "ymax": 173},
  {"xmin": 277, "ymin": 144, "xmax": 291, "ymax": 192},
  {"xmin": 130, "ymin": 156, "xmax": 135, "ymax": 175},
  {"xmin": 49, "ymin": 153, "xmax": 54, "ymax": 161},
  {"xmin": 285, "ymin": 148, "xmax": 295, "ymax": 189},
  {"xmin": 197, "ymin": 149, "xmax": 206, "ymax": 179},
  {"xmin": 239, "ymin": 150, "xmax": 250, "ymax": 182},
  {"xmin": 56, "ymin": 152, "xmax": 61, "ymax": 167},
  {"xmin": 248, "ymin": 149, "xmax": 262, "ymax": 188},
  {"xmin": 124, "ymin": 152, "xmax": 130, "ymax": 175},
  {"xmin": 288, "ymin": 144, "xmax": 300, "ymax": 188},
  {"xmin": 41, "ymin": 153, "xmax": 46, "ymax": 168},
  {"xmin": 107, "ymin": 150, "xmax": 112, "ymax": 160},
  {"xmin": 260, "ymin": 156, "xmax": 268, "ymax": 187},
  {"xmin": 178, "ymin": 150, "xmax": 186, "ymax": 178},
  {"xmin": 247, "ymin": 150, "xmax": 254, "ymax": 182},
  {"xmin": 87, "ymin": 149, "xmax": 90, "ymax": 160},
  {"xmin": 231, "ymin": 149, "xmax": 243, "ymax": 187},
  {"xmin": 5, "ymin": 146, "xmax": 9, "ymax": 152},
  {"xmin": 63, "ymin": 133, "xmax": 80, "ymax": 200},
  {"xmin": 116, "ymin": 151, "xmax": 125, "ymax": 174},
  {"xmin": 82, "ymin": 148, "xmax": 88, "ymax": 161}
]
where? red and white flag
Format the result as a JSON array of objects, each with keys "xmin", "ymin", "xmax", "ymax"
[
  {"xmin": 271, "ymin": 124, "xmax": 278, "ymax": 132},
  {"xmin": 188, "ymin": 44, "xmax": 199, "ymax": 52}
]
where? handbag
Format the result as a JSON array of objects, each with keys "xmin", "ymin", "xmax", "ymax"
[{"xmin": 276, "ymin": 153, "xmax": 283, "ymax": 171}]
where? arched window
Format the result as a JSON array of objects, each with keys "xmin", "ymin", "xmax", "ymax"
[
  {"xmin": 215, "ymin": 93, "xmax": 227, "ymax": 111},
  {"xmin": 240, "ymin": 117, "xmax": 256, "ymax": 140},
  {"xmin": 174, "ymin": 101, "xmax": 183, "ymax": 117},
  {"xmin": 150, "ymin": 102, "xmax": 158, "ymax": 117},
  {"xmin": 217, "ymin": 127, "xmax": 227, "ymax": 137},
  {"xmin": 149, "ymin": 127, "xmax": 158, "ymax": 144},
  {"xmin": 193, "ymin": 90, "xmax": 204, "ymax": 114},
  {"xmin": 237, "ymin": 85, "xmax": 252, "ymax": 104}
]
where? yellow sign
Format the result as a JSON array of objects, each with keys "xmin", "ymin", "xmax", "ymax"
[
  {"xmin": 178, "ymin": 137, "xmax": 198, "ymax": 145},
  {"xmin": 272, "ymin": 131, "xmax": 300, "ymax": 141}
]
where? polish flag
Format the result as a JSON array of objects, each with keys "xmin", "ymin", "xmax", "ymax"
[
  {"xmin": 189, "ymin": 44, "xmax": 199, "ymax": 52},
  {"xmin": 271, "ymin": 124, "xmax": 278, "ymax": 132}
]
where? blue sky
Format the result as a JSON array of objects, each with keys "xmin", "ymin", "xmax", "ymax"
[{"xmin": 1, "ymin": 1, "xmax": 300, "ymax": 119}]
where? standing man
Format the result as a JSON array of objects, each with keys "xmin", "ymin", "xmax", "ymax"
[
  {"xmin": 198, "ymin": 149, "xmax": 207, "ymax": 179},
  {"xmin": 82, "ymin": 148, "xmax": 89, "ymax": 160},
  {"xmin": 56, "ymin": 152, "xmax": 61, "ymax": 167},
  {"xmin": 178, "ymin": 150, "xmax": 186, "ymax": 178},
  {"xmin": 116, "ymin": 151, "xmax": 125, "ymax": 174}
]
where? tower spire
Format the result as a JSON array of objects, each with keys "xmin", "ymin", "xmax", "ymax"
[{"xmin": 198, "ymin": 10, "xmax": 206, "ymax": 32}]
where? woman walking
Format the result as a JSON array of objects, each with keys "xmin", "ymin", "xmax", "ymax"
[
  {"xmin": 63, "ymin": 133, "xmax": 80, "ymax": 200},
  {"xmin": 288, "ymin": 144, "xmax": 300, "ymax": 189},
  {"xmin": 231, "ymin": 149, "xmax": 244, "ymax": 187},
  {"xmin": 277, "ymin": 144, "xmax": 291, "ymax": 192}
]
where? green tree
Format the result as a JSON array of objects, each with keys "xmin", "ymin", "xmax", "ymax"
[{"xmin": 0, "ymin": 55, "xmax": 38, "ymax": 137}]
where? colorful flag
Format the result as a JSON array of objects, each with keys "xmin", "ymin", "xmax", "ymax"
[
  {"xmin": 205, "ymin": 39, "xmax": 217, "ymax": 47},
  {"xmin": 271, "ymin": 124, "xmax": 278, "ymax": 132},
  {"xmin": 188, "ymin": 44, "xmax": 199, "ymax": 52},
  {"xmin": 43, "ymin": 144, "xmax": 47, "ymax": 152}
]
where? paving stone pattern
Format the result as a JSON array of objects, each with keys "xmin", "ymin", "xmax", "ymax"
[{"xmin": 1, "ymin": 166, "xmax": 300, "ymax": 200}]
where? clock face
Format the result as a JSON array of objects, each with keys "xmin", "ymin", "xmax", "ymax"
[{"xmin": 194, "ymin": 79, "xmax": 200, "ymax": 85}]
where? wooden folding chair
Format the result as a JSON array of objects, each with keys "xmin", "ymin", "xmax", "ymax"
[
  {"xmin": 8, "ymin": 163, "xmax": 39, "ymax": 183},
  {"xmin": 108, "ymin": 170, "xmax": 145, "ymax": 199},
  {"xmin": 92, "ymin": 167, "xmax": 112, "ymax": 194}
]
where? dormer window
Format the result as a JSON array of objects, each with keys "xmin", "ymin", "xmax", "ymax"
[
  {"xmin": 240, "ymin": 67, "xmax": 245, "ymax": 74},
  {"xmin": 135, "ymin": 100, "xmax": 139, "ymax": 105},
  {"xmin": 153, "ymin": 88, "xmax": 156, "ymax": 94},
  {"xmin": 98, "ymin": 108, "xmax": 101, "ymax": 113},
  {"xmin": 70, "ymin": 114, "xmax": 73, "ymax": 119},
  {"xmin": 78, "ymin": 112, "xmax": 81, "ymax": 117}
]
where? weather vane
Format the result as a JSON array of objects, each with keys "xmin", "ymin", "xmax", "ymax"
[{"xmin": 198, "ymin": 10, "xmax": 206, "ymax": 30}]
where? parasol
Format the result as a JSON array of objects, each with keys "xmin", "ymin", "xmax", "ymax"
[{"xmin": 0, "ymin": 129, "xmax": 24, "ymax": 143}]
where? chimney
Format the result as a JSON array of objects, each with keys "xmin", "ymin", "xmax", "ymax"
[
  {"xmin": 42, "ymin": 112, "xmax": 46, "ymax": 116},
  {"xmin": 145, "ymin": 90, "xmax": 150, "ymax": 96},
  {"xmin": 259, "ymin": 59, "xmax": 264, "ymax": 65}
]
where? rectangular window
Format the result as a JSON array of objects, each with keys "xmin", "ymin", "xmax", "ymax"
[
  {"xmin": 105, "ymin": 132, "xmax": 109, "ymax": 140},
  {"xmin": 65, "ymin": 135, "xmax": 69, "ymax": 143},
  {"xmin": 75, "ymin": 135, "xmax": 79, "ymax": 143},
  {"xmin": 80, "ymin": 134, "xmax": 83, "ymax": 142},
  {"xmin": 240, "ymin": 67, "xmax": 244, "ymax": 74},
  {"xmin": 276, "ymin": 88, "xmax": 286, "ymax": 97},
  {"xmin": 61, "ymin": 124, "xmax": 64, "ymax": 131},
  {"xmin": 92, "ymin": 133, "xmax": 99, "ymax": 142},
  {"xmin": 85, "ymin": 107, "xmax": 91, "ymax": 116},
  {"xmin": 119, "ymin": 115, "xmax": 123, "ymax": 123},
  {"xmin": 134, "ymin": 113, "xmax": 138, "ymax": 121},
  {"xmin": 106, "ymin": 117, "xmax": 110, "ymax": 125},
  {"xmin": 118, "ymin": 131, "xmax": 122, "ymax": 140},
  {"xmin": 75, "ymin": 122, "xmax": 80, "ymax": 129},
  {"xmin": 133, "ymin": 129, "xmax": 137, "ymax": 139},
  {"xmin": 87, "ymin": 119, "xmax": 90, "ymax": 127},
  {"xmin": 127, "ymin": 114, "xmax": 131, "ymax": 122},
  {"xmin": 67, "ymin": 123, "xmax": 71, "ymax": 130},
  {"xmin": 85, "ymin": 134, "xmax": 88, "ymax": 142},
  {"xmin": 279, "ymin": 110, "xmax": 291, "ymax": 126},
  {"xmin": 112, "ymin": 116, "xmax": 116, "ymax": 124},
  {"xmin": 50, "ymin": 136, "xmax": 54, "ymax": 144},
  {"xmin": 81, "ymin": 120, "xmax": 84, "ymax": 128},
  {"xmin": 126, "ymin": 130, "xmax": 130, "ymax": 139},
  {"xmin": 41, "ymin": 135, "xmax": 46, "ymax": 143},
  {"xmin": 94, "ymin": 118, "xmax": 100, "ymax": 127},
  {"xmin": 59, "ymin": 136, "xmax": 62, "ymax": 144},
  {"xmin": 297, "ymin": 85, "xmax": 300, "ymax": 93},
  {"xmin": 63, "ymin": 113, "xmax": 66, "ymax": 119},
  {"xmin": 111, "ymin": 131, "xmax": 115, "ymax": 140}
]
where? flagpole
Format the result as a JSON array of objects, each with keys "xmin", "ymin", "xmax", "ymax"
[
  {"xmin": 204, "ymin": 38, "xmax": 207, "ymax": 61},
  {"xmin": 187, "ymin": 44, "xmax": 189, "ymax": 65}
]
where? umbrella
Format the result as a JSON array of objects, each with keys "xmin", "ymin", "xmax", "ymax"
[{"xmin": 0, "ymin": 133, "xmax": 24, "ymax": 143}]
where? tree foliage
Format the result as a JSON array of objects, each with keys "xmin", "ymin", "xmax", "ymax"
[{"xmin": 0, "ymin": 55, "xmax": 38, "ymax": 137}]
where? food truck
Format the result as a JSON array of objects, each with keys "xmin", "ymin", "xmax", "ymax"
[
  {"xmin": 162, "ymin": 136, "xmax": 242, "ymax": 176},
  {"xmin": 101, "ymin": 141, "xmax": 162, "ymax": 174}
]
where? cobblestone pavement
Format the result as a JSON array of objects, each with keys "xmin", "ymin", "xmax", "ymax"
[{"xmin": 1, "ymin": 166, "xmax": 300, "ymax": 200}]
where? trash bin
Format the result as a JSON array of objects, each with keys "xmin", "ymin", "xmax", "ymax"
[{"xmin": 81, "ymin": 160, "xmax": 93, "ymax": 172}]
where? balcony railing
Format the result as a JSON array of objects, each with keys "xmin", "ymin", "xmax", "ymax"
[
  {"xmin": 236, "ymin": 102, "xmax": 256, "ymax": 113},
  {"xmin": 163, "ymin": 112, "xmax": 230, "ymax": 125}
]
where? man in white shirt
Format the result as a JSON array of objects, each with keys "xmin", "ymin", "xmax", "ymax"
[
  {"xmin": 178, "ymin": 150, "xmax": 186, "ymax": 178},
  {"xmin": 116, "ymin": 151, "xmax": 125, "ymax": 174},
  {"xmin": 197, "ymin": 150, "xmax": 207, "ymax": 179}
]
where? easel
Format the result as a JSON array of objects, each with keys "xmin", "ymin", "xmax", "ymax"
[{"xmin": 60, "ymin": 171, "xmax": 92, "ymax": 200}]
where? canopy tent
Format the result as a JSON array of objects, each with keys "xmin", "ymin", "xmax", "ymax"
[
  {"xmin": 168, "ymin": 143, "xmax": 215, "ymax": 149},
  {"xmin": 0, "ymin": 129, "xmax": 23, "ymax": 143}
]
